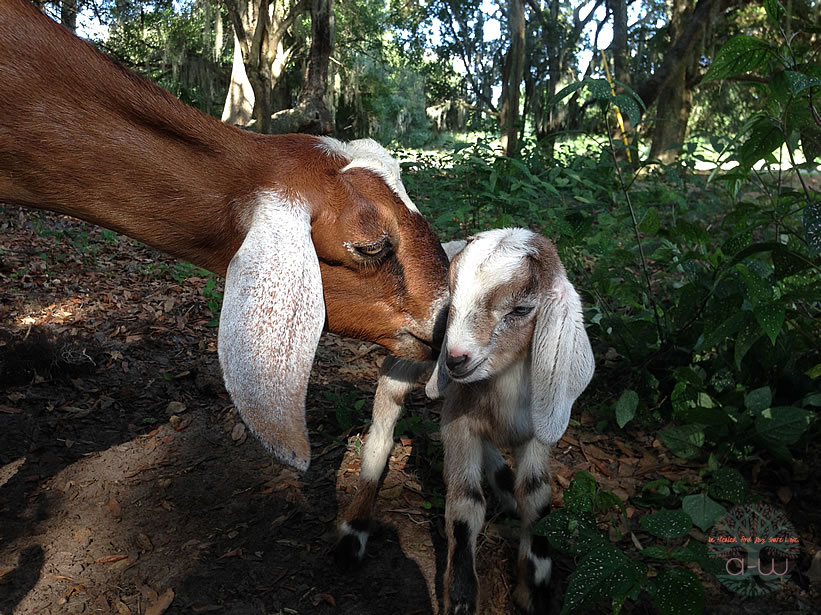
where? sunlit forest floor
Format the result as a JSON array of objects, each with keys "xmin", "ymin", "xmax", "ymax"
[{"xmin": 1, "ymin": 207, "xmax": 817, "ymax": 614}]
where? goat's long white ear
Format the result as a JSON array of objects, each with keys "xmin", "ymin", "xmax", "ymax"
[
  {"xmin": 218, "ymin": 202, "xmax": 325, "ymax": 472},
  {"xmin": 425, "ymin": 334, "xmax": 451, "ymax": 399},
  {"xmin": 530, "ymin": 274, "xmax": 595, "ymax": 445}
]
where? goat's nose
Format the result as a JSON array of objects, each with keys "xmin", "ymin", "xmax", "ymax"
[{"xmin": 446, "ymin": 348, "xmax": 471, "ymax": 372}]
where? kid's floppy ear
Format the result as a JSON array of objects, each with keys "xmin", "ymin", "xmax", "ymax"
[
  {"xmin": 425, "ymin": 333, "xmax": 451, "ymax": 400},
  {"xmin": 529, "ymin": 275, "xmax": 595, "ymax": 446},
  {"xmin": 218, "ymin": 202, "xmax": 325, "ymax": 472}
]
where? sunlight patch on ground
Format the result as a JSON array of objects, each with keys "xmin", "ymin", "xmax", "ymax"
[{"xmin": 0, "ymin": 457, "xmax": 26, "ymax": 490}]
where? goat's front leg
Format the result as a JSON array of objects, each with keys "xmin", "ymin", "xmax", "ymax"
[
  {"xmin": 482, "ymin": 442, "xmax": 517, "ymax": 515},
  {"xmin": 335, "ymin": 355, "xmax": 427, "ymax": 567},
  {"xmin": 443, "ymin": 413, "xmax": 485, "ymax": 615},
  {"xmin": 512, "ymin": 439, "xmax": 554, "ymax": 614}
]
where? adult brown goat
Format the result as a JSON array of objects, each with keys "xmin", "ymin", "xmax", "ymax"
[{"xmin": 0, "ymin": 0, "xmax": 449, "ymax": 471}]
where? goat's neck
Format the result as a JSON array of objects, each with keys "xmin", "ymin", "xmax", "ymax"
[{"xmin": 0, "ymin": 1, "xmax": 326, "ymax": 276}]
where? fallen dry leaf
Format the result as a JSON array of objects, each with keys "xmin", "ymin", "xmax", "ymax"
[
  {"xmin": 94, "ymin": 554, "xmax": 128, "ymax": 564},
  {"xmin": 231, "ymin": 422, "xmax": 246, "ymax": 442},
  {"xmin": 115, "ymin": 600, "xmax": 132, "ymax": 615},
  {"xmin": 135, "ymin": 532, "xmax": 153, "ymax": 552},
  {"xmin": 0, "ymin": 404, "xmax": 21, "ymax": 414},
  {"xmin": 777, "ymin": 486, "xmax": 792, "ymax": 504},
  {"xmin": 165, "ymin": 401, "xmax": 186, "ymax": 415},
  {"xmin": 144, "ymin": 588, "xmax": 175, "ymax": 615},
  {"xmin": 108, "ymin": 497, "xmax": 122, "ymax": 518},
  {"xmin": 312, "ymin": 593, "xmax": 336, "ymax": 607},
  {"xmin": 217, "ymin": 548, "xmax": 243, "ymax": 560},
  {"xmin": 65, "ymin": 584, "xmax": 84, "ymax": 599}
]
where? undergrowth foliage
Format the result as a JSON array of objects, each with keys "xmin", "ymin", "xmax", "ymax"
[{"xmin": 402, "ymin": 2, "xmax": 818, "ymax": 612}]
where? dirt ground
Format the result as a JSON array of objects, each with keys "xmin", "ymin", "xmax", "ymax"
[{"xmin": 1, "ymin": 207, "xmax": 819, "ymax": 615}]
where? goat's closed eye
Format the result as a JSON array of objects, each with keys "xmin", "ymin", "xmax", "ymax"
[
  {"xmin": 352, "ymin": 237, "xmax": 391, "ymax": 258},
  {"xmin": 508, "ymin": 306, "xmax": 534, "ymax": 317}
]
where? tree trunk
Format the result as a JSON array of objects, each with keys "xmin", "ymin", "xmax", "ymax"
[
  {"xmin": 60, "ymin": 0, "xmax": 77, "ymax": 32},
  {"xmin": 266, "ymin": 0, "xmax": 335, "ymax": 134},
  {"xmin": 637, "ymin": 0, "xmax": 740, "ymax": 110},
  {"xmin": 222, "ymin": 0, "xmax": 305, "ymax": 133},
  {"xmin": 297, "ymin": 0, "xmax": 334, "ymax": 133},
  {"xmin": 608, "ymin": 0, "xmax": 630, "ymax": 89},
  {"xmin": 222, "ymin": 33, "xmax": 255, "ymax": 125},
  {"xmin": 499, "ymin": 0, "xmax": 525, "ymax": 157},
  {"xmin": 648, "ymin": 0, "xmax": 696, "ymax": 162}
]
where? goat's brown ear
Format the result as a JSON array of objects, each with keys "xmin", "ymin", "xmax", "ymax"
[
  {"xmin": 425, "ymin": 334, "xmax": 451, "ymax": 399},
  {"xmin": 530, "ymin": 274, "xmax": 595, "ymax": 445},
  {"xmin": 218, "ymin": 201, "xmax": 325, "ymax": 472}
]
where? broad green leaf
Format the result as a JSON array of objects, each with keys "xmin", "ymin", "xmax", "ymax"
[
  {"xmin": 675, "ymin": 406, "xmax": 733, "ymax": 427},
  {"xmin": 587, "ymin": 78, "xmax": 613, "ymax": 101},
  {"xmin": 805, "ymin": 200, "xmax": 821, "ymax": 257},
  {"xmin": 488, "ymin": 169, "xmax": 498, "ymax": 192},
  {"xmin": 695, "ymin": 311, "xmax": 744, "ymax": 351},
  {"xmin": 612, "ymin": 93, "xmax": 640, "ymax": 129},
  {"xmin": 650, "ymin": 568, "xmax": 704, "ymax": 615},
  {"xmin": 614, "ymin": 390, "xmax": 639, "ymax": 428},
  {"xmin": 803, "ymin": 392, "xmax": 821, "ymax": 406},
  {"xmin": 764, "ymin": 0, "xmax": 786, "ymax": 25},
  {"xmin": 563, "ymin": 471, "xmax": 598, "ymax": 514},
  {"xmin": 638, "ymin": 207, "xmax": 660, "ymax": 235},
  {"xmin": 594, "ymin": 489, "xmax": 626, "ymax": 516},
  {"xmin": 744, "ymin": 386, "xmax": 772, "ymax": 413},
  {"xmin": 613, "ymin": 79, "xmax": 647, "ymax": 111},
  {"xmin": 671, "ymin": 541, "xmax": 726, "ymax": 576},
  {"xmin": 641, "ymin": 545, "xmax": 671, "ymax": 559},
  {"xmin": 640, "ymin": 509, "xmax": 692, "ymax": 539},
  {"xmin": 658, "ymin": 424, "xmax": 705, "ymax": 459},
  {"xmin": 700, "ymin": 36, "xmax": 773, "ymax": 84},
  {"xmin": 752, "ymin": 300, "xmax": 785, "ymax": 344},
  {"xmin": 734, "ymin": 313, "xmax": 764, "ymax": 368},
  {"xmin": 560, "ymin": 545, "xmax": 646, "ymax": 615},
  {"xmin": 736, "ymin": 117, "xmax": 783, "ymax": 172},
  {"xmin": 783, "ymin": 70, "xmax": 821, "ymax": 96},
  {"xmin": 533, "ymin": 509, "xmax": 605, "ymax": 557},
  {"xmin": 755, "ymin": 406, "xmax": 814, "ymax": 445},
  {"xmin": 681, "ymin": 494, "xmax": 727, "ymax": 532},
  {"xmin": 708, "ymin": 468, "xmax": 751, "ymax": 505},
  {"xmin": 772, "ymin": 246, "xmax": 813, "ymax": 279},
  {"xmin": 548, "ymin": 80, "xmax": 587, "ymax": 108}
]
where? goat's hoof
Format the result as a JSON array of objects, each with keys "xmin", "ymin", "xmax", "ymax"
[
  {"xmin": 447, "ymin": 602, "xmax": 477, "ymax": 615},
  {"xmin": 333, "ymin": 520, "xmax": 370, "ymax": 569},
  {"xmin": 332, "ymin": 533, "xmax": 365, "ymax": 569},
  {"xmin": 513, "ymin": 583, "xmax": 551, "ymax": 614}
]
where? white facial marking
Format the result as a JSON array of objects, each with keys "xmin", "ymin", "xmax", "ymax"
[
  {"xmin": 446, "ymin": 228, "xmax": 538, "ymax": 369},
  {"xmin": 316, "ymin": 136, "xmax": 420, "ymax": 213}
]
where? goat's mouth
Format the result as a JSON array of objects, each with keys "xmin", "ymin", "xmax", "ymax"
[
  {"xmin": 448, "ymin": 357, "xmax": 487, "ymax": 381},
  {"xmin": 392, "ymin": 330, "xmax": 438, "ymax": 360}
]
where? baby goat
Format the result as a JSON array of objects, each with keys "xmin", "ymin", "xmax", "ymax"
[{"xmin": 426, "ymin": 228, "xmax": 595, "ymax": 614}]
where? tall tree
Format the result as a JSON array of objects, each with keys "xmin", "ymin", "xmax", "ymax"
[
  {"xmin": 526, "ymin": 0, "xmax": 604, "ymax": 156},
  {"xmin": 222, "ymin": 0, "xmax": 306, "ymax": 132},
  {"xmin": 647, "ymin": 0, "xmax": 696, "ymax": 162},
  {"xmin": 638, "ymin": 0, "xmax": 742, "ymax": 160},
  {"xmin": 60, "ymin": 0, "xmax": 78, "ymax": 32},
  {"xmin": 500, "ymin": 0, "xmax": 525, "ymax": 156},
  {"xmin": 269, "ymin": 0, "xmax": 335, "ymax": 133}
]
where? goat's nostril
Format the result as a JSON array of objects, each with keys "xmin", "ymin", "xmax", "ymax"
[{"xmin": 446, "ymin": 350, "xmax": 470, "ymax": 371}]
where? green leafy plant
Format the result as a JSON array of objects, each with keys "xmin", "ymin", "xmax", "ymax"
[
  {"xmin": 201, "ymin": 276, "xmax": 223, "ymax": 327},
  {"xmin": 534, "ymin": 470, "xmax": 753, "ymax": 614}
]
